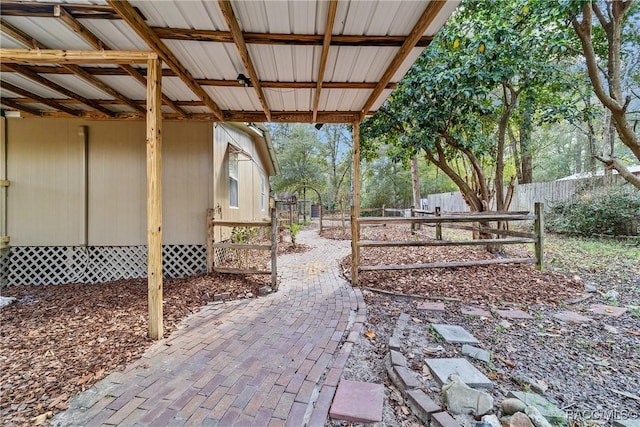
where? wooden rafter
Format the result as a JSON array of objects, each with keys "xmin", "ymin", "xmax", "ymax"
[
  {"xmin": 0, "ymin": 1, "xmax": 134, "ymax": 19},
  {"xmin": 53, "ymin": 5, "xmax": 187, "ymax": 117},
  {"xmin": 217, "ymin": 0, "xmax": 271, "ymax": 121},
  {"xmin": 0, "ymin": 97, "xmax": 42, "ymax": 116},
  {"xmin": 3, "ymin": 63, "xmax": 115, "ymax": 116},
  {"xmin": 359, "ymin": 0, "xmax": 446, "ymax": 121},
  {"xmin": 0, "ymin": 65, "xmax": 397, "ymax": 89},
  {"xmin": 0, "ymin": 81, "xmax": 82, "ymax": 116},
  {"xmin": 312, "ymin": 0, "xmax": 338, "ymax": 122},
  {"xmin": 152, "ymin": 27, "xmax": 434, "ymax": 47},
  {"xmin": 0, "ymin": 21, "xmax": 144, "ymax": 112},
  {"xmin": 107, "ymin": 0, "xmax": 223, "ymax": 120}
]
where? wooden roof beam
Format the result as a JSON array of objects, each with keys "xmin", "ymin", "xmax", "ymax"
[
  {"xmin": 0, "ymin": 97, "xmax": 43, "ymax": 116},
  {"xmin": 53, "ymin": 5, "xmax": 187, "ymax": 117},
  {"xmin": 0, "ymin": 1, "xmax": 134, "ymax": 19},
  {"xmin": 3, "ymin": 63, "xmax": 115, "ymax": 117},
  {"xmin": 312, "ymin": 0, "xmax": 338, "ymax": 123},
  {"xmin": 0, "ymin": 20, "xmax": 145, "ymax": 112},
  {"xmin": 151, "ymin": 26, "xmax": 434, "ymax": 47},
  {"xmin": 107, "ymin": 0, "xmax": 223, "ymax": 120},
  {"xmin": 359, "ymin": 1, "xmax": 446, "ymax": 121},
  {"xmin": 0, "ymin": 81, "xmax": 83, "ymax": 116},
  {"xmin": 217, "ymin": 0, "xmax": 271, "ymax": 122}
]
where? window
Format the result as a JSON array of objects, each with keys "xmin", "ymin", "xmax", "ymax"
[
  {"xmin": 229, "ymin": 153, "xmax": 239, "ymax": 208},
  {"xmin": 260, "ymin": 175, "xmax": 266, "ymax": 211}
]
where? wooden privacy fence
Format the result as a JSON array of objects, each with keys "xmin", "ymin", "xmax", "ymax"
[
  {"xmin": 206, "ymin": 207, "xmax": 278, "ymax": 289},
  {"xmin": 350, "ymin": 203, "xmax": 544, "ymax": 285}
]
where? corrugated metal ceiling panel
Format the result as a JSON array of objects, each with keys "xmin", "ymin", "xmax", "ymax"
[
  {"xmin": 0, "ymin": 34, "xmax": 24, "ymax": 49},
  {"xmin": 391, "ymin": 47, "xmax": 424, "ymax": 82},
  {"xmin": 44, "ymin": 74, "xmax": 116, "ymax": 99},
  {"xmin": 1, "ymin": 72, "xmax": 72, "ymax": 98},
  {"xmin": 265, "ymin": 88, "xmax": 313, "ymax": 112},
  {"xmin": 181, "ymin": 106, "xmax": 211, "ymax": 114},
  {"xmin": 320, "ymin": 89, "xmax": 371, "ymax": 112},
  {"xmin": 370, "ymin": 88, "xmax": 394, "ymax": 111},
  {"xmin": 2, "ymin": 16, "xmax": 93, "ymax": 50},
  {"xmin": 326, "ymin": 46, "xmax": 398, "ymax": 83},
  {"xmin": 248, "ymin": 45, "xmax": 319, "ymax": 83},
  {"xmin": 203, "ymin": 86, "xmax": 261, "ymax": 111},
  {"xmin": 80, "ymin": 19, "xmax": 149, "ymax": 50},
  {"xmin": 164, "ymin": 40, "xmax": 240, "ymax": 80},
  {"xmin": 161, "ymin": 77, "xmax": 200, "ymax": 101},
  {"xmin": 425, "ymin": 1, "xmax": 461, "ymax": 35},
  {"xmin": 132, "ymin": 0, "xmax": 226, "ymax": 30},
  {"xmin": 96, "ymin": 76, "xmax": 147, "ymax": 100}
]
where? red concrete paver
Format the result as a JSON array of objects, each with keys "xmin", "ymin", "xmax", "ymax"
[
  {"xmin": 461, "ymin": 305, "xmax": 491, "ymax": 317},
  {"xmin": 52, "ymin": 228, "xmax": 364, "ymax": 426},
  {"xmin": 553, "ymin": 310, "xmax": 592, "ymax": 323},
  {"xmin": 495, "ymin": 309, "xmax": 534, "ymax": 319},
  {"xmin": 329, "ymin": 380, "xmax": 384, "ymax": 423},
  {"xmin": 417, "ymin": 301, "xmax": 446, "ymax": 312}
]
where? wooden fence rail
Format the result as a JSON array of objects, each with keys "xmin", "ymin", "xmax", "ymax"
[
  {"xmin": 206, "ymin": 207, "xmax": 278, "ymax": 289},
  {"xmin": 350, "ymin": 203, "xmax": 544, "ymax": 285}
]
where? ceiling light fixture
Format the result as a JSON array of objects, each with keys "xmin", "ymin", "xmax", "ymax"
[{"xmin": 237, "ymin": 73, "xmax": 251, "ymax": 87}]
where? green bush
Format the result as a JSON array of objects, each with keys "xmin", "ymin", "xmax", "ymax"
[{"xmin": 546, "ymin": 186, "xmax": 640, "ymax": 237}]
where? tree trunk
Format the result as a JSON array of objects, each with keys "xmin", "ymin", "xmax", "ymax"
[
  {"xmin": 410, "ymin": 156, "xmax": 421, "ymax": 209},
  {"xmin": 519, "ymin": 97, "xmax": 533, "ymax": 183}
]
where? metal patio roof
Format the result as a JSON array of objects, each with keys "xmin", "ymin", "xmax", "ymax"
[{"xmin": 0, "ymin": 0, "xmax": 459, "ymax": 123}]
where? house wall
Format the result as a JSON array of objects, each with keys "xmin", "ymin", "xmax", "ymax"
[{"xmin": 1, "ymin": 118, "xmax": 273, "ymax": 285}]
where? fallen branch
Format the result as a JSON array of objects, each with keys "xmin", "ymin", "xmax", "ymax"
[
  {"xmin": 361, "ymin": 286, "xmax": 461, "ymax": 302},
  {"xmin": 610, "ymin": 388, "xmax": 640, "ymax": 402}
]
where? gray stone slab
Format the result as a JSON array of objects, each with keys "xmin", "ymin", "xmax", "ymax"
[
  {"xmin": 590, "ymin": 304, "xmax": 628, "ymax": 317},
  {"xmin": 330, "ymin": 380, "xmax": 384, "ymax": 423},
  {"xmin": 388, "ymin": 335, "xmax": 401, "ymax": 351},
  {"xmin": 461, "ymin": 306, "xmax": 492, "ymax": 317},
  {"xmin": 425, "ymin": 358, "xmax": 493, "ymax": 389},
  {"xmin": 507, "ymin": 391, "xmax": 567, "ymax": 424},
  {"xmin": 553, "ymin": 310, "xmax": 592, "ymax": 323},
  {"xmin": 417, "ymin": 301, "xmax": 446, "ymax": 312},
  {"xmin": 461, "ymin": 344, "xmax": 491, "ymax": 363},
  {"xmin": 614, "ymin": 420, "xmax": 640, "ymax": 427},
  {"xmin": 431, "ymin": 324, "xmax": 479, "ymax": 344},
  {"xmin": 495, "ymin": 309, "xmax": 533, "ymax": 319},
  {"xmin": 390, "ymin": 350, "xmax": 407, "ymax": 367}
]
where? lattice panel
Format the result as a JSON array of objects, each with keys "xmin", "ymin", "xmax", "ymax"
[
  {"xmin": 0, "ymin": 248, "xmax": 10, "ymax": 287},
  {"xmin": 6, "ymin": 245, "xmax": 206, "ymax": 286}
]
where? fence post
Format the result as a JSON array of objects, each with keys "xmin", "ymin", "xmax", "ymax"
[
  {"xmin": 206, "ymin": 208, "xmax": 214, "ymax": 273},
  {"xmin": 534, "ymin": 202, "xmax": 544, "ymax": 270},
  {"xmin": 382, "ymin": 204, "xmax": 385, "ymax": 217},
  {"xmin": 410, "ymin": 206, "xmax": 415, "ymax": 235},
  {"xmin": 271, "ymin": 207, "xmax": 278, "ymax": 289},
  {"xmin": 435, "ymin": 207, "xmax": 442, "ymax": 240},
  {"xmin": 351, "ymin": 206, "xmax": 359, "ymax": 286}
]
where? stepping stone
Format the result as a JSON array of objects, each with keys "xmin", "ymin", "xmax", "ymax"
[
  {"xmin": 507, "ymin": 391, "xmax": 567, "ymax": 424},
  {"xmin": 461, "ymin": 306, "xmax": 491, "ymax": 317},
  {"xmin": 418, "ymin": 301, "xmax": 446, "ymax": 312},
  {"xmin": 329, "ymin": 380, "xmax": 383, "ymax": 423},
  {"xmin": 553, "ymin": 310, "xmax": 592, "ymax": 323},
  {"xmin": 461, "ymin": 344, "xmax": 491, "ymax": 363},
  {"xmin": 425, "ymin": 358, "xmax": 493, "ymax": 389},
  {"xmin": 614, "ymin": 420, "xmax": 640, "ymax": 427},
  {"xmin": 495, "ymin": 309, "xmax": 533, "ymax": 319},
  {"xmin": 431, "ymin": 324, "xmax": 479, "ymax": 344},
  {"xmin": 590, "ymin": 304, "xmax": 627, "ymax": 317},
  {"xmin": 431, "ymin": 411, "xmax": 462, "ymax": 427}
]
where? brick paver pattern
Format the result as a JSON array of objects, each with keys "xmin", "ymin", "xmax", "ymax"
[{"xmin": 53, "ymin": 229, "xmax": 365, "ymax": 427}]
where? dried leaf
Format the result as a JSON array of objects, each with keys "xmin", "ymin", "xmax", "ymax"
[
  {"xmin": 401, "ymin": 405, "xmax": 410, "ymax": 415},
  {"xmin": 31, "ymin": 412, "xmax": 52, "ymax": 425},
  {"xmin": 364, "ymin": 330, "xmax": 376, "ymax": 339}
]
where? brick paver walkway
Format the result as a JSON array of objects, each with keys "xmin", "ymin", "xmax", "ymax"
[{"xmin": 52, "ymin": 229, "xmax": 365, "ymax": 427}]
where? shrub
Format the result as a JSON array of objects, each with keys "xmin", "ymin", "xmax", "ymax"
[
  {"xmin": 287, "ymin": 223, "xmax": 302, "ymax": 247},
  {"xmin": 546, "ymin": 186, "xmax": 640, "ymax": 237}
]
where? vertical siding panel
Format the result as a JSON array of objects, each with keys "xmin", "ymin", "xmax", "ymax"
[{"xmin": 7, "ymin": 118, "xmax": 84, "ymax": 246}]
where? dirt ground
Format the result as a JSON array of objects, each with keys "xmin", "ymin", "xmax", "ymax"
[
  {"xmin": 322, "ymin": 223, "xmax": 640, "ymax": 426},
  {"xmin": 1, "ymin": 224, "xmax": 638, "ymax": 426}
]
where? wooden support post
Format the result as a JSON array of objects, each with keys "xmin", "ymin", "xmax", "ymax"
[
  {"xmin": 271, "ymin": 207, "xmax": 278, "ymax": 289},
  {"xmin": 534, "ymin": 202, "xmax": 544, "ymax": 270},
  {"xmin": 319, "ymin": 205, "xmax": 323, "ymax": 233},
  {"xmin": 410, "ymin": 206, "xmax": 415, "ymax": 235},
  {"xmin": 435, "ymin": 206, "xmax": 442, "ymax": 240},
  {"xmin": 146, "ymin": 57, "xmax": 163, "ymax": 340},
  {"xmin": 382, "ymin": 204, "xmax": 385, "ymax": 217},
  {"xmin": 351, "ymin": 121, "xmax": 361, "ymax": 286},
  {"xmin": 206, "ymin": 208, "xmax": 214, "ymax": 273}
]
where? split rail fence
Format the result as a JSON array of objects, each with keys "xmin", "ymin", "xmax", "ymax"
[
  {"xmin": 350, "ymin": 203, "xmax": 544, "ymax": 285},
  {"xmin": 206, "ymin": 207, "xmax": 278, "ymax": 289}
]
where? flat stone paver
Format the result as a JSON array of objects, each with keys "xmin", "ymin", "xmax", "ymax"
[
  {"xmin": 614, "ymin": 420, "xmax": 640, "ymax": 427},
  {"xmin": 425, "ymin": 358, "xmax": 493, "ymax": 389},
  {"xmin": 329, "ymin": 380, "xmax": 383, "ymax": 423},
  {"xmin": 495, "ymin": 309, "xmax": 534, "ymax": 319},
  {"xmin": 52, "ymin": 228, "xmax": 364, "ymax": 427},
  {"xmin": 590, "ymin": 304, "xmax": 628, "ymax": 317},
  {"xmin": 507, "ymin": 391, "xmax": 567, "ymax": 424},
  {"xmin": 461, "ymin": 306, "xmax": 491, "ymax": 317},
  {"xmin": 461, "ymin": 344, "xmax": 491, "ymax": 363},
  {"xmin": 417, "ymin": 301, "xmax": 445, "ymax": 312},
  {"xmin": 553, "ymin": 310, "xmax": 592, "ymax": 323},
  {"xmin": 431, "ymin": 324, "xmax": 479, "ymax": 344}
]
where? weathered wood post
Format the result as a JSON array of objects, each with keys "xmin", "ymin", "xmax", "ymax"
[
  {"xmin": 146, "ymin": 56, "xmax": 163, "ymax": 340},
  {"xmin": 435, "ymin": 206, "xmax": 442, "ymax": 240},
  {"xmin": 271, "ymin": 207, "xmax": 278, "ymax": 289},
  {"xmin": 410, "ymin": 206, "xmax": 415, "ymax": 235},
  {"xmin": 351, "ymin": 121, "xmax": 361, "ymax": 286},
  {"xmin": 206, "ymin": 208, "xmax": 214, "ymax": 273},
  {"xmin": 382, "ymin": 204, "xmax": 385, "ymax": 217},
  {"xmin": 534, "ymin": 202, "xmax": 544, "ymax": 270}
]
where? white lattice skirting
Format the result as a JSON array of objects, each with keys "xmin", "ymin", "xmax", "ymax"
[{"xmin": 4, "ymin": 245, "xmax": 206, "ymax": 286}]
